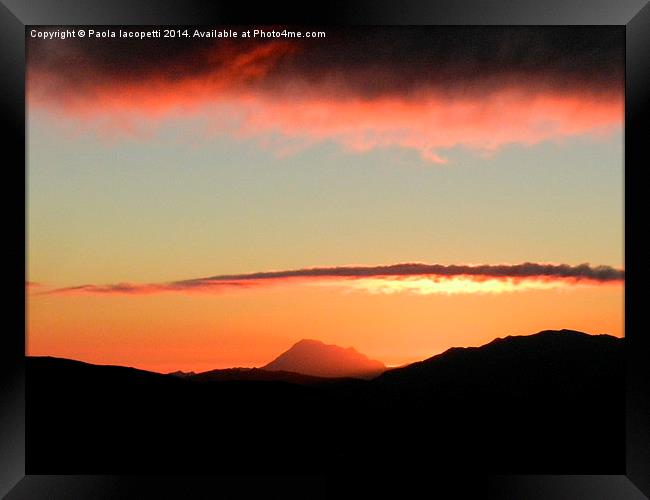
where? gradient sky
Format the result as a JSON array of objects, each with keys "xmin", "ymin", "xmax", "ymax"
[{"xmin": 26, "ymin": 27, "xmax": 624, "ymax": 372}]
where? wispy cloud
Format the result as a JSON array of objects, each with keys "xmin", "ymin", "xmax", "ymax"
[{"xmin": 43, "ymin": 262, "xmax": 624, "ymax": 297}]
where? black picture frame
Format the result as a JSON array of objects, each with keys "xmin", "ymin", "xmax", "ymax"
[{"xmin": 2, "ymin": 0, "xmax": 649, "ymax": 498}]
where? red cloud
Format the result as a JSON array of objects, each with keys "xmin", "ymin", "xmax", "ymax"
[
  {"xmin": 27, "ymin": 36, "xmax": 622, "ymax": 163},
  {"xmin": 234, "ymin": 89, "xmax": 621, "ymax": 163}
]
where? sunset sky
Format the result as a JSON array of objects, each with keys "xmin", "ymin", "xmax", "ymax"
[{"xmin": 26, "ymin": 27, "xmax": 624, "ymax": 372}]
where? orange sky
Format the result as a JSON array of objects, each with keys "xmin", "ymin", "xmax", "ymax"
[
  {"xmin": 26, "ymin": 28, "xmax": 624, "ymax": 372},
  {"xmin": 27, "ymin": 280, "xmax": 623, "ymax": 372}
]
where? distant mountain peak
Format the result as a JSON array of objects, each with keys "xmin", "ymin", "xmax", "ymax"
[
  {"xmin": 294, "ymin": 338, "xmax": 361, "ymax": 352},
  {"xmin": 262, "ymin": 339, "xmax": 385, "ymax": 379},
  {"xmin": 294, "ymin": 338, "xmax": 326, "ymax": 346}
]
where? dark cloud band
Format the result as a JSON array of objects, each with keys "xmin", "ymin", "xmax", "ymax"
[
  {"xmin": 183, "ymin": 262, "xmax": 624, "ymax": 282},
  {"xmin": 42, "ymin": 262, "xmax": 624, "ymax": 295},
  {"xmin": 28, "ymin": 26, "xmax": 623, "ymax": 98}
]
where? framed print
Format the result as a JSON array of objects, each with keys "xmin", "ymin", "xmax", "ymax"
[{"xmin": 2, "ymin": 0, "xmax": 649, "ymax": 498}]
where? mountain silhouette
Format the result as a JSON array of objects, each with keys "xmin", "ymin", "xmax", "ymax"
[
  {"xmin": 375, "ymin": 328, "xmax": 619, "ymax": 390},
  {"xmin": 261, "ymin": 338, "xmax": 386, "ymax": 379},
  {"xmin": 26, "ymin": 329, "xmax": 623, "ymax": 474}
]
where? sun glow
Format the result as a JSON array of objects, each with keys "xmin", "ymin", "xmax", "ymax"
[{"xmin": 321, "ymin": 275, "xmax": 609, "ymax": 295}]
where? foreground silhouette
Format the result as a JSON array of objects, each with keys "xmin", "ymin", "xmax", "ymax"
[{"xmin": 26, "ymin": 330, "xmax": 623, "ymax": 473}]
